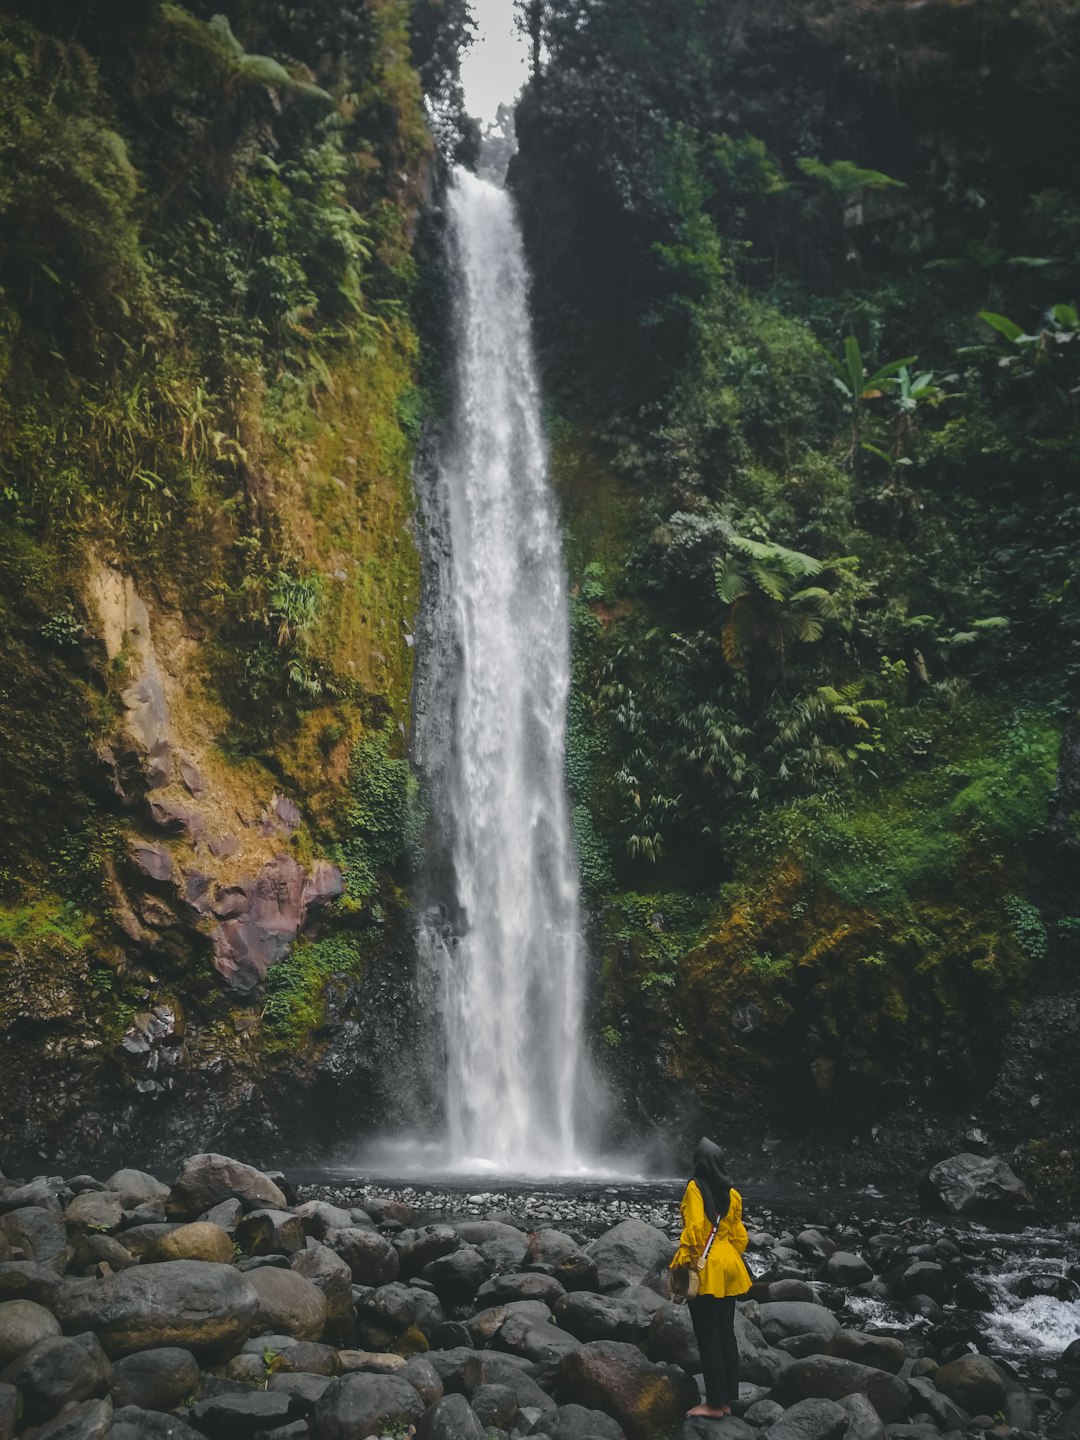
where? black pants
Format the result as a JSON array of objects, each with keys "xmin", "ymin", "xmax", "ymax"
[{"xmin": 688, "ymin": 1294, "xmax": 739, "ymax": 1407}]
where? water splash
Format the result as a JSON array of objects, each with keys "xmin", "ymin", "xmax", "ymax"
[{"xmin": 419, "ymin": 167, "xmax": 590, "ymax": 1175}]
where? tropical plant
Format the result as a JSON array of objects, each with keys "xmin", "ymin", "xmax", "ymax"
[{"xmin": 830, "ymin": 337, "xmax": 917, "ymax": 466}]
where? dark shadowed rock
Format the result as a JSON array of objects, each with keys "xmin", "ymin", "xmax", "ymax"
[
  {"xmin": 404, "ymin": 1354, "xmax": 444, "ymax": 1406},
  {"xmin": 424, "ymin": 1246, "xmax": 494, "ymax": 1303},
  {"xmin": 836, "ymin": 1392, "xmax": 886, "ymax": 1440},
  {"xmin": 585, "ymin": 1221, "xmax": 673, "ymax": 1288},
  {"xmin": 820, "ymin": 1254, "xmax": 873, "ymax": 1288},
  {"xmin": 533, "ymin": 1402, "xmax": 626, "ymax": 1440},
  {"xmin": 109, "ymin": 1346, "xmax": 199, "ymax": 1411},
  {"xmin": 416, "ymin": 1391, "xmax": 486, "ymax": 1440},
  {"xmin": 0, "ymin": 1297, "xmax": 61, "ymax": 1366},
  {"xmin": 921, "ymin": 1154, "xmax": 1033, "ymax": 1218},
  {"xmin": 327, "ymin": 1226, "xmax": 400, "ymax": 1286},
  {"xmin": 236, "ymin": 1207, "xmax": 305, "ymax": 1257},
  {"xmin": 556, "ymin": 1340, "xmax": 699, "ymax": 1440},
  {"xmin": 269, "ymin": 1370, "xmax": 334, "ymax": 1410},
  {"xmin": 246, "ymin": 1265, "xmax": 327, "ymax": 1341},
  {"xmin": 526, "ymin": 1231, "xmax": 599, "ymax": 1292},
  {"xmin": 646, "ymin": 1302, "xmax": 700, "ymax": 1372},
  {"xmin": 295, "ymin": 1201, "xmax": 353, "ymax": 1240},
  {"xmin": 679, "ymin": 1418, "xmax": 753, "ymax": 1440},
  {"xmin": 472, "ymin": 1381, "xmax": 519, "ymax": 1428},
  {"xmin": 775, "ymin": 1356, "xmax": 909, "ymax": 1423},
  {"xmin": 555, "ymin": 1291, "xmax": 654, "ymax": 1345},
  {"xmin": 764, "ymin": 1397, "xmax": 851, "ymax": 1440},
  {"xmin": 189, "ymin": 1388, "xmax": 295, "ymax": 1435},
  {"xmin": 0, "ymin": 1382, "xmax": 14, "ymax": 1440},
  {"xmin": 313, "ymin": 1371, "xmax": 425, "ymax": 1439},
  {"xmin": 497, "ymin": 1311, "xmax": 581, "ymax": 1364},
  {"xmin": 28, "ymin": 1396, "xmax": 113, "ymax": 1439},
  {"xmin": 0, "ymin": 1261, "xmax": 65, "ymax": 1308},
  {"xmin": 908, "ymin": 1374, "xmax": 968, "ymax": 1430},
  {"xmin": 0, "ymin": 1207, "xmax": 66, "ymax": 1273},
  {"xmin": 470, "ymin": 1300, "xmax": 553, "ymax": 1347},
  {"xmin": 0, "ymin": 1331, "xmax": 111, "ymax": 1420},
  {"xmin": 933, "ymin": 1355, "xmax": 1006, "ymax": 1414},
  {"xmin": 54, "ymin": 1259, "xmax": 258, "ymax": 1357},
  {"xmin": 759, "ymin": 1304, "xmax": 842, "ymax": 1347},
  {"xmin": 830, "ymin": 1333, "xmax": 905, "ymax": 1375},
  {"xmin": 462, "ymin": 1354, "xmax": 556, "ymax": 1412},
  {"xmin": 477, "ymin": 1273, "xmax": 568, "ymax": 1309},
  {"xmin": 290, "ymin": 1241, "xmax": 355, "ymax": 1341},
  {"xmin": 112, "ymin": 1406, "xmax": 203, "ymax": 1440},
  {"xmin": 168, "ymin": 1154, "xmax": 287, "ymax": 1216},
  {"xmin": 64, "ymin": 1190, "xmax": 124, "ymax": 1235}
]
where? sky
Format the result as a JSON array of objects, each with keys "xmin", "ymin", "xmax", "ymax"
[{"xmin": 459, "ymin": 0, "xmax": 531, "ymax": 125}]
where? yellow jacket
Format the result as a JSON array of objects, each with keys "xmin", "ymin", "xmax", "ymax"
[{"xmin": 671, "ymin": 1181, "xmax": 752, "ymax": 1297}]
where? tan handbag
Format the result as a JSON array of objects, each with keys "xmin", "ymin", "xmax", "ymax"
[{"xmin": 674, "ymin": 1214, "xmax": 722, "ymax": 1300}]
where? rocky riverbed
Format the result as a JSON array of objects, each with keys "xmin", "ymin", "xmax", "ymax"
[{"xmin": 0, "ymin": 1152, "xmax": 1078, "ymax": 1440}]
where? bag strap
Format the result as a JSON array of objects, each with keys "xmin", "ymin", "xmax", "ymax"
[{"xmin": 694, "ymin": 1215, "xmax": 723, "ymax": 1273}]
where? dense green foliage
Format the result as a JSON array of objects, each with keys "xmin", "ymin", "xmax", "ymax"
[{"xmin": 515, "ymin": 0, "xmax": 1079, "ymax": 1122}]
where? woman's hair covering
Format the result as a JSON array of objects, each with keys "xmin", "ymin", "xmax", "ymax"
[{"xmin": 692, "ymin": 1136, "xmax": 733, "ymax": 1224}]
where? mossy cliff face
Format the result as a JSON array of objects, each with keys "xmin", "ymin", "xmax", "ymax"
[{"xmin": 0, "ymin": 1, "xmax": 460, "ymax": 1165}]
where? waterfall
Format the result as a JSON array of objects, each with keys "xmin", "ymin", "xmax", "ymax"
[{"xmin": 418, "ymin": 165, "xmax": 588, "ymax": 1174}]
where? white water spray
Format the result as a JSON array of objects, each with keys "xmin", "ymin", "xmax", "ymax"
[{"xmin": 423, "ymin": 166, "xmax": 588, "ymax": 1174}]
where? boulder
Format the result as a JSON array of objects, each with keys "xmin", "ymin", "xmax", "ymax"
[
  {"xmin": 246, "ymin": 1265, "xmax": 327, "ymax": 1341},
  {"xmin": 188, "ymin": 1389, "xmax": 295, "ymax": 1435},
  {"xmin": 338, "ymin": 1349, "xmax": 408, "ymax": 1374},
  {"xmin": 140, "ymin": 1222, "xmax": 234, "ymax": 1266},
  {"xmin": 270, "ymin": 1340, "xmax": 338, "ymax": 1374},
  {"xmin": 0, "ymin": 1331, "xmax": 111, "ymax": 1421},
  {"xmin": 0, "ymin": 1261, "xmax": 64, "ymax": 1308},
  {"xmin": 497, "ymin": 1312, "xmax": 582, "ymax": 1365},
  {"xmin": 526, "ymin": 1230, "xmax": 599, "ymax": 1292},
  {"xmin": 836, "ymin": 1393, "xmax": 886, "ymax": 1440},
  {"xmin": 471, "ymin": 1301, "xmax": 554, "ymax": 1347},
  {"xmin": 326, "ymin": 1226, "xmax": 400, "ymax": 1287},
  {"xmin": 63, "ymin": 1191, "xmax": 124, "ymax": 1235},
  {"xmin": 403, "ymin": 1354, "xmax": 445, "ymax": 1407},
  {"xmin": 398, "ymin": 1225, "xmax": 463, "ymax": 1276},
  {"xmin": 646, "ymin": 1301, "xmax": 700, "ymax": 1372},
  {"xmin": 907, "ymin": 1374, "xmax": 969, "ymax": 1430},
  {"xmin": 290, "ymin": 1241, "xmax": 355, "ymax": 1340},
  {"xmin": 746, "ymin": 1400, "xmax": 787, "ymax": 1427},
  {"xmin": 921, "ymin": 1154, "xmax": 1033, "ymax": 1218},
  {"xmin": 776, "ymin": 1356, "xmax": 909, "ymax": 1424},
  {"xmin": 893, "ymin": 1263, "xmax": 949, "ymax": 1307},
  {"xmin": 830, "ymin": 1333, "xmax": 905, "ymax": 1375},
  {"xmin": 556, "ymin": 1339, "xmax": 699, "ymax": 1440},
  {"xmin": 269, "ymin": 1370, "xmax": 334, "ymax": 1411},
  {"xmin": 679, "ymin": 1419, "xmax": 754, "ymax": 1440},
  {"xmin": 168, "ymin": 1154, "xmax": 287, "ymax": 1217},
  {"xmin": 758, "ymin": 1304, "xmax": 842, "ymax": 1347},
  {"xmin": 764, "ymin": 1397, "xmax": 851, "ymax": 1440},
  {"xmin": 295, "ymin": 1201, "xmax": 353, "ymax": 1240},
  {"xmin": 820, "ymin": 1254, "xmax": 873, "ymax": 1288},
  {"xmin": 77, "ymin": 1234, "xmax": 138, "ymax": 1273},
  {"xmin": 423, "ymin": 1246, "xmax": 494, "ymax": 1301},
  {"xmin": 53, "ymin": 1259, "xmax": 258, "ymax": 1357},
  {"xmin": 111, "ymin": 1407, "xmax": 203, "ymax": 1440},
  {"xmin": 0, "ymin": 1382, "xmax": 14, "ymax": 1440},
  {"xmin": 472, "ymin": 1381, "xmax": 519, "ymax": 1428},
  {"xmin": 27, "ymin": 1396, "xmax": 113, "ymax": 1438},
  {"xmin": 109, "ymin": 1346, "xmax": 200, "ymax": 1410},
  {"xmin": 555, "ymin": 1291, "xmax": 655, "ymax": 1345},
  {"xmin": 104, "ymin": 1170, "xmax": 170, "ymax": 1209},
  {"xmin": 933, "ymin": 1355, "xmax": 1006, "ymax": 1414},
  {"xmin": 416, "ymin": 1391, "xmax": 486, "ymax": 1440},
  {"xmin": 0, "ymin": 1207, "xmax": 67, "ymax": 1273},
  {"xmin": 0, "ymin": 1297, "xmax": 61, "ymax": 1366},
  {"xmin": 312, "ymin": 1371, "xmax": 425, "ymax": 1439},
  {"xmin": 585, "ymin": 1221, "xmax": 673, "ymax": 1288},
  {"xmin": 236, "ymin": 1207, "xmax": 306, "ymax": 1257},
  {"xmin": 477, "ymin": 1273, "xmax": 568, "ymax": 1309},
  {"xmin": 116, "ymin": 1224, "xmax": 180, "ymax": 1259},
  {"xmin": 462, "ymin": 1354, "xmax": 556, "ymax": 1412},
  {"xmin": 534, "ymin": 1402, "xmax": 626, "ymax": 1440}
]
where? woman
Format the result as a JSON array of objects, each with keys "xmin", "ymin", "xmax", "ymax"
[{"xmin": 671, "ymin": 1138, "xmax": 752, "ymax": 1418}]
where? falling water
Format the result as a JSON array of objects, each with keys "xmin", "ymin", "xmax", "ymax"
[{"xmin": 420, "ymin": 166, "xmax": 587, "ymax": 1174}]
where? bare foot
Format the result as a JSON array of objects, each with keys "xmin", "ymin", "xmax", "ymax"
[{"xmin": 686, "ymin": 1405, "xmax": 730, "ymax": 1418}]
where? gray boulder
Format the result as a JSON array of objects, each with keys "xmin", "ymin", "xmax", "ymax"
[
  {"xmin": 462, "ymin": 1354, "xmax": 556, "ymax": 1412},
  {"xmin": 820, "ymin": 1254, "xmax": 873, "ymax": 1288},
  {"xmin": 104, "ymin": 1170, "xmax": 170, "ymax": 1208},
  {"xmin": 526, "ymin": 1230, "xmax": 599, "ymax": 1292},
  {"xmin": 0, "ymin": 1207, "xmax": 67, "ymax": 1273},
  {"xmin": 246, "ymin": 1266, "xmax": 328, "ymax": 1340},
  {"xmin": 326, "ymin": 1226, "xmax": 400, "ymax": 1287},
  {"xmin": 403, "ymin": 1354, "xmax": 444, "ymax": 1407},
  {"xmin": 290, "ymin": 1241, "xmax": 355, "ymax": 1340},
  {"xmin": 26, "ymin": 1396, "xmax": 113, "ymax": 1439},
  {"xmin": 758, "ymin": 1304, "xmax": 841, "ymax": 1347},
  {"xmin": 168, "ymin": 1153, "xmax": 287, "ymax": 1217},
  {"xmin": 533, "ymin": 1402, "xmax": 626, "ymax": 1440},
  {"xmin": 775, "ymin": 1356, "xmax": 908, "ymax": 1423},
  {"xmin": 0, "ymin": 1260, "xmax": 65, "ymax": 1308},
  {"xmin": 417, "ymin": 1391, "xmax": 486, "ymax": 1440},
  {"xmin": 472, "ymin": 1381, "xmax": 519, "ymax": 1428},
  {"xmin": 54, "ymin": 1259, "xmax": 259, "ymax": 1357},
  {"xmin": 830, "ymin": 1333, "xmax": 905, "ymax": 1375},
  {"xmin": 110, "ymin": 1346, "xmax": 199, "ymax": 1410},
  {"xmin": 933, "ymin": 1355, "xmax": 1005, "ymax": 1414},
  {"xmin": 836, "ymin": 1393, "xmax": 886, "ymax": 1440},
  {"xmin": 556, "ymin": 1339, "xmax": 699, "ymax": 1440},
  {"xmin": 585, "ymin": 1221, "xmax": 673, "ymax": 1288},
  {"xmin": 236, "ymin": 1208, "xmax": 306, "ymax": 1257},
  {"xmin": 313, "ymin": 1371, "xmax": 425, "ymax": 1438},
  {"xmin": 0, "ymin": 1297, "xmax": 61, "ymax": 1366},
  {"xmin": 0, "ymin": 1331, "xmax": 111, "ymax": 1421},
  {"xmin": 111, "ymin": 1407, "xmax": 203, "ymax": 1440},
  {"xmin": 922, "ymin": 1154, "xmax": 1033, "ymax": 1218},
  {"xmin": 497, "ymin": 1312, "xmax": 581, "ymax": 1365},
  {"xmin": 555, "ymin": 1291, "xmax": 655, "ymax": 1345},
  {"xmin": 189, "ymin": 1389, "xmax": 295, "ymax": 1434},
  {"xmin": 764, "ymin": 1398, "xmax": 851, "ymax": 1440},
  {"xmin": 477, "ymin": 1273, "xmax": 568, "ymax": 1309}
]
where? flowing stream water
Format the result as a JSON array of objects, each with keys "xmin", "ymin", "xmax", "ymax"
[{"xmin": 416, "ymin": 166, "xmax": 588, "ymax": 1174}]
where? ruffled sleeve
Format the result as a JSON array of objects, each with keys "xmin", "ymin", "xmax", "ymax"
[{"xmin": 670, "ymin": 1180, "xmax": 707, "ymax": 1270}]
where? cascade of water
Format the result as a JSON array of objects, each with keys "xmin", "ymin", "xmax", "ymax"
[{"xmin": 420, "ymin": 165, "xmax": 588, "ymax": 1174}]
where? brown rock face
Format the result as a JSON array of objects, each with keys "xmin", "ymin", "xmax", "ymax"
[
  {"xmin": 555, "ymin": 1340, "xmax": 699, "ymax": 1440},
  {"xmin": 244, "ymin": 1267, "xmax": 328, "ymax": 1342},
  {"xmin": 140, "ymin": 1223, "xmax": 235, "ymax": 1266}
]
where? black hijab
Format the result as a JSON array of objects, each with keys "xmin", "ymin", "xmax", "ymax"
[{"xmin": 692, "ymin": 1137, "xmax": 732, "ymax": 1224}]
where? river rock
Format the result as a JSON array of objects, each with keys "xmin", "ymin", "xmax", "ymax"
[
  {"xmin": 327, "ymin": 1226, "xmax": 400, "ymax": 1286},
  {"xmin": 29, "ymin": 1396, "xmax": 113, "ymax": 1439},
  {"xmin": 893, "ymin": 1262, "xmax": 949, "ymax": 1306},
  {"xmin": 116, "ymin": 1223, "xmax": 180, "ymax": 1258},
  {"xmin": 0, "ymin": 1331, "xmax": 111, "ymax": 1420},
  {"xmin": 585, "ymin": 1220, "xmax": 673, "ymax": 1288},
  {"xmin": 477, "ymin": 1272, "xmax": 568, "ymax": 1308},
  {"xmin": 472, "ymin": 1381, "xmax": 518, "ymax": 1428},
  {"xmin": 77, "ymin": 1233, "xmax": 138, "ymax": 1273},
  {"xmin": 831, "ymin": 1333, "xmax": 905, "ymax": 1375},
  {"xmin": 556, "ymin": 1339, "xmax": 699, "ymax": 1440},
  {"xmin": 0, "ymin": 1382, "xmax": 14, "ymax": 1440},
  {"xmin": 759, "ymin": 1303, "xmax": 842, "ymax": 1347},
  {"xmin": 295, "ymin": 1200, "xmax": 354, "ymax": 1239},
  {"xmin": 246, "ymin": 1264, "xmax": 327, "ymax": 1340},
  {"xmin": 399, "ymin": 1225, "xmax": 463, "ymax": 1275},
  {"xmin": 0, "ymin": 1296, "xmax": 61, "ymax": 1365},
  {"xmin": 63, "ymin": 1190, "xmax": 124, "ymax": 1235},
  {"xmin": 908, "ymin": 1374, "xmax": 969, "ymax": 1430},
  {"xmin": 313, "ymin": 1371, "xmax": 425, "ymax": 1439},
  {"xmin": 497, "ymin": 1311, "xmax": 582, "ymax": 1364},
  {"xmin": 423, "ymin": 1245, "xmax": 494, "ymax": 1301},
  {"xmin": 140, "ymin": 1221, "xmax": 234, "ymax": 1266},
  {"xmin": 678, "ymin": 1420, "xmax": 754, "ymax": 1440},
  {"xmin": 236, "ymin": 1207, "xmax": 305, "ymax": 1257},
  {"xmin": 534, "ymin": 1402, "xmax": 626, "ymax": 1440},
  {"xmin": 471, "ymin": 1300, "xmax": 553, "ymax": 1346},
  {"xmin": 414, "ymin": 1391, "xmax": 484, "ymax": 1440},
  {"xmin": 921, "ymin": 1154, "xmax": 1033, "ymax": 1218},
  {"xmin": 462, "ymin": 1354, "xmax": 556, "ymax": 1412},
  {"xmin": 837, "ymin": 1392, "xmax": 886, "ymax": 1440},
  {"xmin": 527, "ymin": 1230, "xmax": 599, "ymax": 1292},
  {"xmin": 404, "ymin": 1354, "xmax": 444, "ymax": 1406},
  {"xmin": 0, "ymin": 1207, "xmax": 67, "ymax": 1273},
  {"xmin": 555, "ymin": 1290, "xmax": 655, "ymax": 1344},
  {"xmin": 933, "ymin": 1355, "xmax": 1006, "ymax": 1413},
  {"xmin": 0, "ymin": 1260, "xmax": 65, "ymax": 1307},
  {"xmin": 269, "ymin": 1369, "xmax": 334, "ymax": 1410},
  {"xmin": 104, "ymin": 1170, "xmax": 170, "ymax": 1208},
  {"xmin": 646, "ymin": 1301, "xmax": 700, "ymax": 1372},
  {"xmin": 168, "ymin": 1154, "xmax": 287, "ymax": 1217},
  {"xmin": 820, "ymin": 1253, "xmax": 873, "ymax": 1287},
  {"xmin": 53, "ymin": 1259, "xmax": 258, "ymax": 1356},
  {"xmin": 189, "ymin": 1388, "xmax": 295, "ymax": 1435},
  {"xmin": 112, "ymin": 1407, "xmax": 203, "ymax": 1440},
  {"xmin": 764, "ymin": 1397, "xmax": 851, "ymax": 1440},
  {"xmin": 290, "ymin": 1241, "xmax": 355, "ymax": 1339},
  {"xmin": 109, "ymin": 1346, "xmax": 199, "ymax": 1410},
  {"xmin": 775, "ymin": 1355, "xmax": 909, "ymax": 1423}
]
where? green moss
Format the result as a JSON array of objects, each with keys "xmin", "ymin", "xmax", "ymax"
[
  {"xmin": 0, "ymin": 897, "xmax": 93, "ymax": 949},
  {"xmin": 261, "ymin": 933, "xmax": 366, "ymax": 1045}
]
